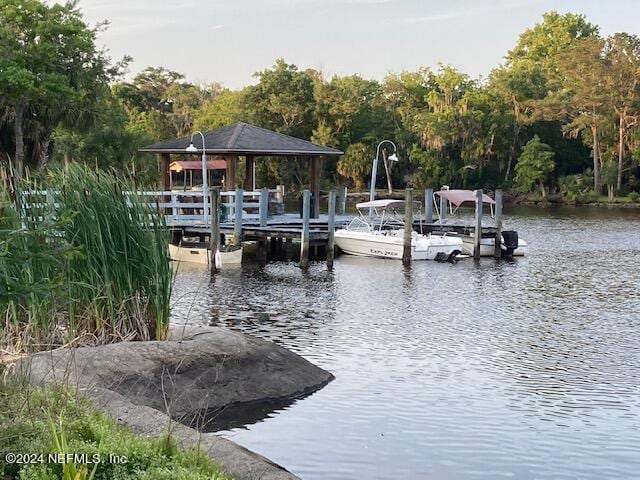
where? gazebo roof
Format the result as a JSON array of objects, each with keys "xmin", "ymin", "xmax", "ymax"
[{"xmin": 139, "ymin": 122, "xmax": 343, "ymax": 156}]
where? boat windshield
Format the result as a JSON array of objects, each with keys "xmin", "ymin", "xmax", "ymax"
[{"xmin": 347, "ymin": 200, "xmax": 421, "ymax": 232}]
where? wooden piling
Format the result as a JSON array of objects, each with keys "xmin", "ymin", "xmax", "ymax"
[
  {"xmin": 299, "ymin": 189, "xmax": 311, "ymax": 269},
  {"xmin": 403, "ymin": 188, "xmax": 413, "ymax": 266},
  {"xmin": 339, "ymin": 186, "xmax": 348, "ymax": 214},
  {"xmin": 494, "ymin": 189, "xmax": 503, "ymax": 258},
  {"xmin": 327, "ymin": 190, "xmax": 336, "ymax": 270},
  {"xmin": 424, "ymin": 188, "xmax": 433, "ymax": 223},
  {"xmin": 439, "ymin": 189, "xmax": 447, "ymax": 223},
  {"xmin": 474, "ymin": 189, "xmax": 483, "ymax": 260},
  {"xmin": 259, "ymin": 187, "xmax": 269, "ymax": 227},
  {"xmin": 209, "ymin": 187, "xmax": 220, "ymax": 275},
  {"xmin": 234, "ymin": 188, "xmax": 243, "ymax": 246}
]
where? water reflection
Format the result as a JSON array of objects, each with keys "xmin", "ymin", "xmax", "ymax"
[{"xmin": 171, "ymin": 206, "xmax": 640, "ymax": 480}]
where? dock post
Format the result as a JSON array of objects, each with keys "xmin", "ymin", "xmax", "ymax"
[
  {"xmin": 339, "ymin": 186, "xmax": 348, "ymax": 214},
  {"xmin": 299, "ymin": 189, "xmax": 311, "ymax": 269},
  {"xmin": 327, "ymin": 190, "xmax": 336, "ymax": 270},
  {"xmin": 234, "ymin": 188, "xmax": 243, "ymax": 246},
  {"xmin": 403, "ymin": 188, "xmax": 413, "ymax": 266},
  {"xmin": 494, "ymin": 189, "xmax": 503, "ymax": 258},
  {"xmin": 439, "ymin": 189, "xmax": 447, "ymax": 223},
  {"xmin": 209, "ymin": 187, "xmax": 220, "ymax": 275},
  {"xmin": 424, "ymin": 188, "xmax": 433, "ymax": 223},
  {"xmin": 259, "ymin": 187, "xmax": 269, "ymax": 227},
  {"xmin": 474, "ymin": 189, "xmax": 483, "ymax": 260}
]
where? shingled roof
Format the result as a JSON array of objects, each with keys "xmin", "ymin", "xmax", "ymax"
[{"xmin": 139, "ymin": 122, "xmax": 343, "ymax": 156}]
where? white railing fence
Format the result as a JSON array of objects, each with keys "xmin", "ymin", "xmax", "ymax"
[{"xmin": 19, "ymin": 187, "xmax": 285, "ymax": 228}]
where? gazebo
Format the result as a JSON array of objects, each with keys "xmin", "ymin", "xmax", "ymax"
[{"xmin": 139, "ymin": 122, "xmax": 343, "ymax": 217}]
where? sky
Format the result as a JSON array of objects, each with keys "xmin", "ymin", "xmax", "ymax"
[{"xmin": 70, "ymin": 0, "xmax": 640, "ymax": 88}]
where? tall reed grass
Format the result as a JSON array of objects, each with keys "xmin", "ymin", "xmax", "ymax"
[{"xmin": 1, "ymin": 165, "xmax": 172, "ymax": 354}]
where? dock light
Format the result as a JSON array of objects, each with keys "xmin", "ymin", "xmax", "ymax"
[
  {"xmin": 369, "ymin": 140, "xmax": 399, "ymax": 215},
  {"xmin": 185, "ymin": 131, "xmax": 208, "ymax": 226}
]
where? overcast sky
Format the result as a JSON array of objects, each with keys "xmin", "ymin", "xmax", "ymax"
[{"xmin": 72, "ymin": 0, "xmax": 640, "ymax": 88}]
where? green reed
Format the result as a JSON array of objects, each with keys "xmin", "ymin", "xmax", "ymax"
[{"xmin": 0, "ymin": 165, "xmax": 172, "ymax": 353}]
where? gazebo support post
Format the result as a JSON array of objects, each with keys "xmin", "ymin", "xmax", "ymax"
[
  {"xmin": 310, "ymin": 156, "xmax": 322, "ymax": 218},
  {"xmin": 159, "ymin": 153, "xmax": 171, "ymax": 191},
  {"xmin": 244, "ymin": 155, "xmax": 255, "ymax": 191},
  {"xmin": 226, "ymin": 155, "xmax": 237, "ymax": 191}
]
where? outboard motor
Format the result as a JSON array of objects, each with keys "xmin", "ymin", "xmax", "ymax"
[{"xmin": 501, "ymin": 230, "xmax": 519, "ymax": 258}]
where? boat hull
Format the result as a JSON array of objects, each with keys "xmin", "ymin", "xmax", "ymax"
[
  {"xmin": 334, "ymin": 230, "xmax": 462, "ymax": 261},
  {"xmin": 169, "ymin": 244, "xmax": 243, "ymax": 266},
  {"xmin": 461, "ymin": 236, "xmax": 527, "ymax": 257}
]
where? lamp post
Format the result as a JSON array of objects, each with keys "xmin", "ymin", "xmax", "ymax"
[
  {"xmin": 186, "ymin": 131, "xmax": 208, "ymax": 226},
  {"xmin": 369, "ymin": 140, "xmax": 399, "ymax": 215}
]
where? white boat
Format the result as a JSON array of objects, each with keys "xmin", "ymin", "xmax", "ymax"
[
  {"xmin": 169, "ymin": 240, "xmax": 243, "ymax": 267},
  {"xmin": 334, "ymin": 199, "xmax": 463, "ymax": 261},
  {"xmin": 460, "ymin": 234, "xmax": 528, "ymax": 257},
  {"xmin": 434, "ymin": 189, "xmax": 527, "ymax": 257}
]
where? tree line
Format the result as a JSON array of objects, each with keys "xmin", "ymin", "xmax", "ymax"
[{"xmin": 2, "ymin": 3, "xmax": 640, "ymax": 200}]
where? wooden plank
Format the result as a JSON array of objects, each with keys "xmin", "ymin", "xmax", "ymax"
[
  {"xmin": 403, "ymin": 188, "xmax": 413, "ymax": 265},
  {"xmin": 494, "ymin": 189, "xmax": 503, "ymax": 258},
  {"xmin": 327, "ymin": 190, "xmax": 336, "ymax": 269},
  {"xmin": 474, "ymin": 189, "xmax": 483, "ymax": 260},
  {"xmin": 299, "ymin": 189, "xmax": 311, "ymax": 269}
]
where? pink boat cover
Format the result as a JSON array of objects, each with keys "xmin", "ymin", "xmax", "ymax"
[{"xmin": 434, "ymin": 189, "xmax": 495, "ymax": 207}]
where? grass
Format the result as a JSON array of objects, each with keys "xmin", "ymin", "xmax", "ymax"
[
  {"xmin": 0, "ymin": 375, "xmax": 229, "ymax": 480},
  {"xmin": 1, "ymin": 165, "xmax": 172, "ymax": 354}
]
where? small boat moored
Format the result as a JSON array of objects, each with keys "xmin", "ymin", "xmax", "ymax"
[
  {"xmin": 433, "ymin": 189, "xmax": 528, "ymax": 257},
  {"xmin": 335, "ymin": 199, "xmax": 463, "ymax": 261},
  {"xmin": 169, "ymin": 237, "xmax": 243, "ymax": 267}
]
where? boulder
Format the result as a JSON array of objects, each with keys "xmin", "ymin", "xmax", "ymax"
[{"xmin": 17, "ymin": 326, "xmax": 334, "ymax": 480}]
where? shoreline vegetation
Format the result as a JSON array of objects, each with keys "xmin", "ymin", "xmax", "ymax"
[
  {"xmin": 0, "ymin": 377, "xmax": 230, "ymax": 480},
  {"xmin": 2, "ymin": 5, "xmax": 640, "ymax": 203},
  {"xmin": 1, "ymin": 165, "xmax": 172, "ymax": 356},
  {"xmin": 343, "ymin": 189, "xmax": 640, "ymax": 208}
]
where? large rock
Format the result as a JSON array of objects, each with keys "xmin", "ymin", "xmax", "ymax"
[{"xmin": 17, "ymin": 326, "xmax": 334, "ymax": 480}]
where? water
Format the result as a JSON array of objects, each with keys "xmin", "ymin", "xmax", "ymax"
[{"xmin": 171, "ymin": 206, "xmax": 640, "ymax": 480}]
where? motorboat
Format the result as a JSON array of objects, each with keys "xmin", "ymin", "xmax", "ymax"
[
  {"xmin": 169, "ymin": 237, "xmax": 242, "ymax": 267},
  {"xmin": 433, "ymin": 189, "xmax": 527, "ymax": 257},
  {"xmin": 334, "ymin": 199, "xmax": 463, "ymax": 261}
]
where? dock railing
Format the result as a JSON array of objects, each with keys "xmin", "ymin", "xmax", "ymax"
[{"xmin": 19, "ymin": 188, "xmax": 283, "ymax": 228}]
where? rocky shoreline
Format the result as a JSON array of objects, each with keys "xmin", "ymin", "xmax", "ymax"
[{"xmin": 14, "ymin": 326, "xmax": 334, "ymax": 480}]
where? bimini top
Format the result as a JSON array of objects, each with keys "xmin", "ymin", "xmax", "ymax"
[
  {"xmin": 434, "ymin": 189, "xmax": 495, "ymax": 207},
  {"xmin": 356, "ymin": 199, "xmax": 406, "ymax": 210}
]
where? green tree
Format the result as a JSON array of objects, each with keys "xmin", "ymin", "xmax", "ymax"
[
  {"xmin": 337, "ymin": 143, "xmax": 372, "ymax": 191},
  {"xmin": 602, "ymin": 33, "xmax": 640, "ymax": 192},
  {"xmin": 514, "ymin": 135, "xmax": 555, "ymax": 197},
  {"xmin": 0, "ymin": 0, "xmax": 119, "ymax": 177},
  {"xmin": 194, "ymin": 89, "xmax": 248, "ymax": 130},
  {"xmin": 245, "ymin": 59, "xmax": 316, "ymax": 138}
]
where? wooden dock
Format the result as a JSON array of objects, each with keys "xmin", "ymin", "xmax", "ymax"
[{"xmin": 22, "ymin": 186, "xmax": 507, "ymax": 270}]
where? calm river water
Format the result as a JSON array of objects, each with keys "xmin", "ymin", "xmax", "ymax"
[{"xmin": 171, "ymin": 206, "xmax": 640, "ymax": 480}]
